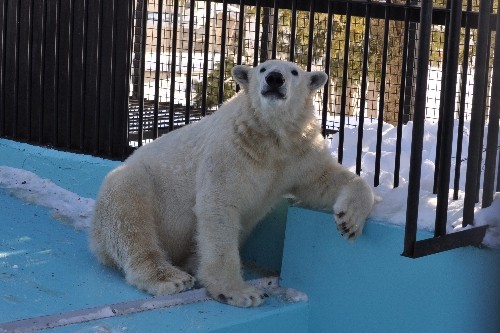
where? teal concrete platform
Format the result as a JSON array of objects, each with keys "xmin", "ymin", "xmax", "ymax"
[
  {"xmin": 281, "ymin": 207, "xmax": 500, "ymax": 333},
  {"xmin": 0, "ymin": 185, "xmax": 307, "ymax": 332},
  {"xmin": 0, "ymin": 139, "xmax": 306, "ymax": 332},
  {"xmin": 1, "ymin": 138, "xmax": 499, "ymax": 332}
]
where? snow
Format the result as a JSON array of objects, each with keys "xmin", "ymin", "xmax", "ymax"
[
  {"xmin": 0, "ymin": 166, "xmax": 94, "ymax": 230},
  {"xmin": 0, "ymin": 118, "xmax": 498, "ymax": 248},
  {"xmin": 329, "ymin": 118, "xmax": 500, "ymax": 248}
]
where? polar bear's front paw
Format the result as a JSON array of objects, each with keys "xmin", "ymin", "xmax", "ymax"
[
  {"xmin": 333, "ymin": 206, "xmax": 366, "ymax": 240},
  {"xmin": 333, "ymin": 178, "xmax": 374, "ymax": 240},
  {"xmin": 209, "ymin": 283, "xmax": 268, "ymax": 307}
]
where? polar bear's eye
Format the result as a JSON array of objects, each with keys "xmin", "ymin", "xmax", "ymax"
[
  {"xmin": 291, "ymin": 70, "xmax": 298, "ymax": 76},
  {"xmin": 260, "ymin": 68, "xmax": 266, "ymax": 73}
]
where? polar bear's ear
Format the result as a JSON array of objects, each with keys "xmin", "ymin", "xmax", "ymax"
[
  {"xmin": 232, "ymin": 65, "xmax": 251, "ymax": 89},
  {"xmin": 308, "ymin": 71, "xmax": 328, "ymax": 91}
]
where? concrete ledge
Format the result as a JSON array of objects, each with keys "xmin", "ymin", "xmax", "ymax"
[{"xmin": 280, "ymin": 206, "xmax": 500, "ymax": 333}]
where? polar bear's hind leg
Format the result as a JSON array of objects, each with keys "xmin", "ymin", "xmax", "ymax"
[{"xmin": 91, "ymin": 171, "xmax": 196, "ymax": 296}]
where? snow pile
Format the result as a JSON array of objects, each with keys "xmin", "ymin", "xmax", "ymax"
[
  {"xmin": 460, "ymin": 192, "xmax": 500, "ymax": 248},
  {"xmin": 329, "ymin": 119, "xmax": 500, "ymax": 248},
  {"xmin": 0, "ymin": 166, "xmax": 94, "ymax": 230}
]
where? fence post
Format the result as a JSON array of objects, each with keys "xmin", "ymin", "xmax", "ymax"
[
  {"xmin": 434, "ymin": 0, "xmax": 463, "ymax": 237},
  {"xmin": 462, "ymin": 0, "xmax": 493, "ymax": 226},
  {"xmin": 403, "ymin": 0, "xmax": 433, "ymax": 257},
  {"xmin": 482, "ymin": 0, "xmax": 500, "ymax": 208}
]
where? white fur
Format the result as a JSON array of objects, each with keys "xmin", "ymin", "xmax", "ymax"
[{"xmin": 90, "ymin": 60, "xmax": 374, "ymax": 307}]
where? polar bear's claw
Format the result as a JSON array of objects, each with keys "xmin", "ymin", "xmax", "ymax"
[
  {"xmin": 334, "ymin": 205, "xmax": 364, "ymax": 240},
  {"xmin": 332, "ymin": 177, "xmax": 374, "ymax": 240}
]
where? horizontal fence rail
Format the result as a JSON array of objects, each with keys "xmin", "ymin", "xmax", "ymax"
[{"xmin": 1, "ymin": 0, "xmax": 499, "ymax": 256}]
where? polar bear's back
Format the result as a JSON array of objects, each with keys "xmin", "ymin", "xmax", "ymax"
[
  {"xmin": 127, "ymin": 93, "xmax": 246, "ymax": 167},
  {"xmin": 100, "ymin": 94, "xmax": 247, "ymax": 215}
]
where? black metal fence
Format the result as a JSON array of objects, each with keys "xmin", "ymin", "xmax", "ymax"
[
  {"xmin": 0, "ymin": 0, "xmax": 133, "ymax": 158},
  {"xmin": 1, "ymin": 0, "xmax": 499, "ymax": 256}
]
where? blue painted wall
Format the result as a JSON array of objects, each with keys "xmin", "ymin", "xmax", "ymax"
[{"xmin": 281, "ymin": 207, "xmax": 500, "ymax": 333}]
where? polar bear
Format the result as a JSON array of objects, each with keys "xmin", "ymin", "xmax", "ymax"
[{"xmin": 90, "ymin": 60, "xmax": 374, "ymax": 307}]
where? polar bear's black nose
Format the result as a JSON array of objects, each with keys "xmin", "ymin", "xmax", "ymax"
[{"xmin": 265, "ymin": 72, "xmax": 285, "ymax": 89}]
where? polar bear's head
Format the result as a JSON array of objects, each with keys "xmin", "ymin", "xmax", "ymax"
[{"xmin": 232, "ymin": 60, "xmax": 328, "ymax": 120}]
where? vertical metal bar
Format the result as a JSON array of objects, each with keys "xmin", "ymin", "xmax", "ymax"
[
  {"xmin": 453, "ymin": 0, "xmax": 472, "ymax": 200},
  {"xmin": 99, "ymin": 0, "xmax": 116, "ymax": 156},
  {"xmin": 306, "ymin": 0, "xmax": 315, "ymax": 72},
  {"xmin": 153, "ymin": 0, "xmax": 163, "ymax": 138},
  {"xmin": 393, "ymin": 0, "xmax": 410, "ymax": 187},
  {"xmin": 235, "ymin": 0, "xmax": 244, "ymax": 93},
  {"xmin": 112, "ymin": 0, "xmax": 133, "ymax": 159},
  {"xmin": 30, "ymin": 0, "xmax": 46, "ymax": 144},
  {"xmin": 59, "ymin": 0, "xmax": 73, "ymax": 149},
  {"xmin": 4, "ymin": 0, "xmax": 20, "ymax": 138},
  {"xmin": 497, "ymin": 144, "xmax": 500, "ymax": 192},
  {"xmin": 402, "ymin": 0, "xmax": 418, "ymax": 124},
  {"xmin": 482, "ymin": 0, "xmax": 500, "ymax": 208},
  {"xmin": 137, "ymin": 0, "xmax": 147, "ymax": 146},
  {"xmin": 260, "ymin": 7, "xmax": 270, "ymax": 62},
  {"xmin": 70, "ymin": 0, "xmax": 86, "ymax": 150},
  {"xmin": 289, "ymin": 0, "xmax": 297, "ymax": 62},
  {"xmin": 433, "ymin": 0, "xmax": 452, "ymax": 194},
  {"xmin": 201, "ymin": 0, "xmax": 211, "ymax": 116},
  {"xmin": 403, "ymin": 0, "xmax": 432, "ymax": 258},
  {"xmin": 434, "ymin": 0, "xmax": 463, "ymax": 238},
  {"xmin": 355, "ymin": 0, "xmax": 371, "ymax": 176},
  {"xmin": 185, "ymin": 0, "xmax": 195, "ymax": 124},
  {"xmin": 43, "ymin": 0, "xmax": 60, "ymax": 145},
  {"xmin": 271, "ymin": 0, "xmax": 278, "ymax": 60},
  {"xmin": 217, "ymin": 0, "xmax": 228, "ymax": 105},
  {"xmin": 476, "ymin": 23, "xmax": 492, "ymax": 202},
  {"xmin": 338, "ymin": 1, "xmax": 352, "ymax": 164},
  {"xmin": 374, "ymin": 0, "xmax": 391, "ymax": 187},
  {"xmin": 236, "ymin": 0, "xmax": 244, "ymax": 66},
  {"xmin": 17, "ymin": 0, "xmax": 33, "ymax": 141},
  {"xmin": 169, "ymin": 0, "xmax": 179, "ymax": 131},
  {"xmin": 253, "ymin": 0, "xmax": 261, "ymax": 66},
  {"xmin": 462, "ymin": 0, "xmax": 492, "ymax": 227},
  {"xmin": 321, "ymin": 0, "xmax": 333, "ymax": 137},
  {"xmin": 84, "ymin": 0, "xmax": 101, "ymax": 153},
  {"xmin": 0, "ymin": 0, "xmax": 5, "ymax": 136}
]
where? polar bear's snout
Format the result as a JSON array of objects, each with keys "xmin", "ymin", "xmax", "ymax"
[
  {"xmin": 265, "ymin": 71, "xmax": 285, "ymax": 89},
  {"xmin": 262, "ymin": 71, "xmax": 286, "ymax": 99}
]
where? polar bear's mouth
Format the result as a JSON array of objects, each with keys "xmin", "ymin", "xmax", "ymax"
[{"xmin": 261, "ymin": 89, "xmax": 286, "ymax": 100}]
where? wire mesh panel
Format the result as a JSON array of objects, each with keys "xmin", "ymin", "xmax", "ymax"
[{"xmin": 128, "ymin": 0, "xmax": 497, "ymax": 144}]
